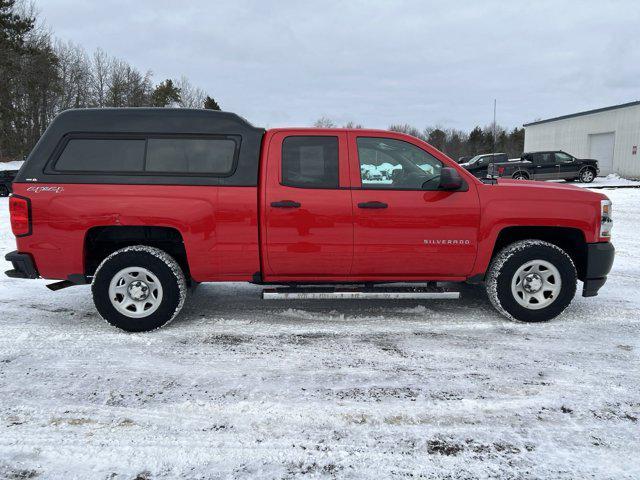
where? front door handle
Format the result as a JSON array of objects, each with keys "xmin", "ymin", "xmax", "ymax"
[
  {"xmin": 358, "ymin": 201, "xmax": 388, "ymax": 209},
  {"xmin": 271, "ymin": 200, "xmax": 301, "ymax": 208}
]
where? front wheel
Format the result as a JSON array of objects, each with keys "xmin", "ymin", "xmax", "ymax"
[
  {"xmin": 92, "ymin": 246, "xmax": 187, "ymax": 332},
  {"xmin": 485, "ymin": 240, "xmax": 577, "ymax": 322},
  {"xmin": 512, "ymin": 172, "xmax": 529, "ymax": 180},
  {"xmin": 579, "ymin": 168, "xmax": 596, "ymax": 183}
]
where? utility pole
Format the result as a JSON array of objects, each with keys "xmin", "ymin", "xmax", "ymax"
[{"xmin": 493, "ymin": 99, "xmax": 497, "ymax": 150}]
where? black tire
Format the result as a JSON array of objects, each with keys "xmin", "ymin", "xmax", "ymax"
[
  {"xmin": 92, "ymin": 246, "xmax": 187, "ymax": 332},
  {"xmin": 579, "ymin": 168, "xmax": 596, "ymax": 183},
  {"xmin": 0, "ymin": 185, "xmax": 8, "ymax": 197},
  {"xmin": 512, "ymin": 172, "xmax": 529, "ymax": 180},
  {"xmin": 485, "ymin": 240, "xmax": 577, "ymax": 322}
]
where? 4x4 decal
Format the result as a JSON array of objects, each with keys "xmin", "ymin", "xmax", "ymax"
[{"xmin": 26, "ymin": 186, "xmax": 65, "ymax": 194}]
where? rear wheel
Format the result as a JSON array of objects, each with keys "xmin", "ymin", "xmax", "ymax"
[
  {"xmin": 486, "ymin": 240, "xmax": 576, "ymax": 322},
  {"xmin": 92, "ymin": 246, "xmax": 187, "ymax": 332},
  {"xmin": 512, "ymin": 172, "xmax": 529, "ymax": 180},
  {"xmin": 579, "ymin": 168, "xmax": 596, "ymax": 183}
]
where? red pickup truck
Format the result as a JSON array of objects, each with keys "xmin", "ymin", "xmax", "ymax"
[{"xmin": 6, "ymin": 109, "xmax": 614, "ymax": 332}]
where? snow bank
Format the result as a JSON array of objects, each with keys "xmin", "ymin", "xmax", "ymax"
[
  {"xmin": 571, "ymin": 173, "xmax": 640, "ymax": 188},
  {"xmin": 0, "ymin": 160, "xmax": 23, "ymax": 171}
]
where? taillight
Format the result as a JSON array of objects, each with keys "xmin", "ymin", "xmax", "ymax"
[
  {"xmin": 9, "ymin": 195, "xmax": 32, "ymax": 237},
  {"xmin": 498, "ymin": 166, "xmax": 505, "ymax": 174}
]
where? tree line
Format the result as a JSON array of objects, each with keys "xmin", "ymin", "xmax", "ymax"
[
  {"xmin": 315, "ymin": 117, "xmax": 525, "ymax": 161},
  {"xmin": 0, "ymin": 0, "xmax": 221, "ymax": 160},
  {"xmin": 2, "ymin": 0, "xmax": 525, "ymax": 163},
  {"xmin": 389, "ymin": 124, "xmax": 525, "ymax": 161}
]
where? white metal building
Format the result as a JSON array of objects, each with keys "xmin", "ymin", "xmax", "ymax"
[{"xmin": 523, "ymin": 101, "xmax": 640, "ymax": 178}]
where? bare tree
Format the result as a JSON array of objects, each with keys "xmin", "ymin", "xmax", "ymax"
[
  {"xmin": 54, "ymin": 40, "xmax": 91, "ymax": 110},
  {"xmin": 90, "ymin": 48, "xmax": 111, "ymax": 107},
  {"xmin": 388, "ymin": 124, "xmax": 423, "ymax": 139},
  {"xmin": 177, "ymin": 76, "xmax": 206, "ymax": 109},
  {"xmin": 313, "ymin": 116, "xmax": 335, "ymax": 128},
  {"xmin": 123, "ymin": 66, "xmax": 152, "ymax": 106}
]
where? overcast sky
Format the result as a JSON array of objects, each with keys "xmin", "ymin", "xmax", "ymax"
[{"xmin": 38, "ymin": 0, "xmax": 639, "ymax": 130}]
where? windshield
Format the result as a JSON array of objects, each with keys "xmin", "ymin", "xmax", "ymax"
[{"xmin": 467, "ymin": 155, "xmax": 485, "ymax": 165}]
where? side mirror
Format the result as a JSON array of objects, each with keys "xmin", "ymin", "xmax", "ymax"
[{"xmin": 438, "ymin": 167, "xmax": 463, "ymax": 190}]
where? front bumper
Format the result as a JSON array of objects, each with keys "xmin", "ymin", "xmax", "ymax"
[
  {"xmin": 582, "ymin": 242, "xmax": 614, "ymax": 297},
  {"xmin": 4, "ymin": 251, "xmax": 39, "ymax": 279}
]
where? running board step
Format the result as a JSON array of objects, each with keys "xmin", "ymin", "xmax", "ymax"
[{"xmin": 262, "ymin": 286, "xmax": 460, "ymax": 300}]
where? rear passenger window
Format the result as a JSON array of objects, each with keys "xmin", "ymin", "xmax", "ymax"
[
  {"xmin": 281, "ymin": 136, "xmax": 339, "ymax": 188},
  {"xmin": 146, "ymin": 138, "xmax": 236, "ymax": 174},
  {"xmin": 55, "ymin": 138, "xmax": 145, "ymax": 172}
]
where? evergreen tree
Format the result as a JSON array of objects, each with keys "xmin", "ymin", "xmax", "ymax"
[
  {"xmin": 203, "ymin": 96, "xmax": 221, "ymax": 110},
  {"xmin": 467, "ymin": 126, "xmax": 484, "ymax": 155},
  {"xmin": 151, "ymin": 79, "xmax": 181, "ymax": 107},
  {"xmin": 427, "ymin": 128, "xmax": 447, "ymax": 151},
  {"xmin": 1, "ymin": 0, "xmax": 35, "ymax": 158},
  {"xmin": 0, "ymin": 0, "xmax": 33, "ymax": 50}
]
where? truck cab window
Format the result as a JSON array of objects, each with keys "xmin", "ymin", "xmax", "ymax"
[
  {"xmin": 357, "ymin": 137, "xmax": 442, "ymax": 190},
  {"xmin": 534, "ymin": 153, "xmax": 555, "ymax": 164},
  {"xmin": 282, "ymin": 136, "xmax": 339, "ymax": 188},
  {"xmin": 555, "ymin": 152, "xmax": 573, "ymax": 163}
]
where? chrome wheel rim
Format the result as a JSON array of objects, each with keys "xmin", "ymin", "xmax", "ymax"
[
  {"xmin": 108, "ymin": 267, "xmax": 163, "ymax": 318},
  {"xmin": 581, "ymin": 170, "xmax": 594, "ymax": 182},
  {"xmin": 511, "ymin": 259, "xmax": 561, "ymax": 310},
  {"xmin": 514, "ymin": 174, "xmax": 526, "ymax": 180}
]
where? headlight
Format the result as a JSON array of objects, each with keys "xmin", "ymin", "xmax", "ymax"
[{"xmin": 600, "ymin": 199, "xmax": 613, "ymax": 238}]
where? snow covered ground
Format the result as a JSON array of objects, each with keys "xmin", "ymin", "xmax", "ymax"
[
  {"xmin": 0, "ymin": 160, "xmax": 23, "ymax": 171},
  {"xmin": 1, "ymin": 190, "xmax": 639, "ymax": 479},
  {"xmin": 559, "ymin": 174, "xmax": 640, "ymax": 189}
]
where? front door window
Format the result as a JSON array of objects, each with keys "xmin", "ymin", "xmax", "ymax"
[
  {"xmin": 357, "ymin": 137, "xmax": 442, "ymax": 190},
  {"xmin": 555, "ymin": 152, "xmax": 573, "ymax": 163}
]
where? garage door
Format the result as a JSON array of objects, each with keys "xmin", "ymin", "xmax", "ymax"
[{"xmin": 588, "ymin": 132, "xmax": 615, "ymax": 176}]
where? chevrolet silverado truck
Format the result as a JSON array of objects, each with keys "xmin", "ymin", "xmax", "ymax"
[
  {"xmin": 5, "ymin": 109, "xmax": 614, "ymax": 332},
  {"xmin": 487, "ymin": 151, "xmax": 599, "ymax": 182}
]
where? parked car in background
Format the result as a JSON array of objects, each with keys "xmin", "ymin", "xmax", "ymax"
[
  {"xmin": 459, "ymin": 153, "xmax": 508, "ymax": 178},
  {"xmin": 487, "ymin": 151, "xmax": 599, "ymax": 183},
  {"xmin": 457, "ymin": 155, "xmax": 472, "ymax": 164},
  {"xmin": 0, "ymin": 170, "xmax": 18, "ymax": 197}
]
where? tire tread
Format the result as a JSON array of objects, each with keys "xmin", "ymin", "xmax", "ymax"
[
  {"xmin": 486, "ymin": 240, "xmax": 576, "ymax": 322},
  {"xmin": 92, "ymin": 245, "xmax": 187, "ymax": 332}
]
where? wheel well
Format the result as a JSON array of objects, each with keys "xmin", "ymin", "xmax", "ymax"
[
  {"xmin": 492, "ymin": 226, "xmax": 588, "ymax": 280},
  {"xmin": 84, "ymin": 226, "xmax": 190, "ymax": 279}
]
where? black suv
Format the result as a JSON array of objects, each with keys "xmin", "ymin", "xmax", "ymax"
[
  {"xmin": 460, "ymin": 153, "xmax": 509, "ymax": 178},
  {"xmin": 0, "ymin": 170, "xmax": 18, "ymax": 197}
]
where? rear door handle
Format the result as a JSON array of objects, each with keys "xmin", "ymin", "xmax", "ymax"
[
  {"xmin": 271, "ymin": 200, "xmax": 301, "ymax": 208},
  {"xmin": 358, "ymin": 201, "xmax": 388, "ymax": 209}
]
